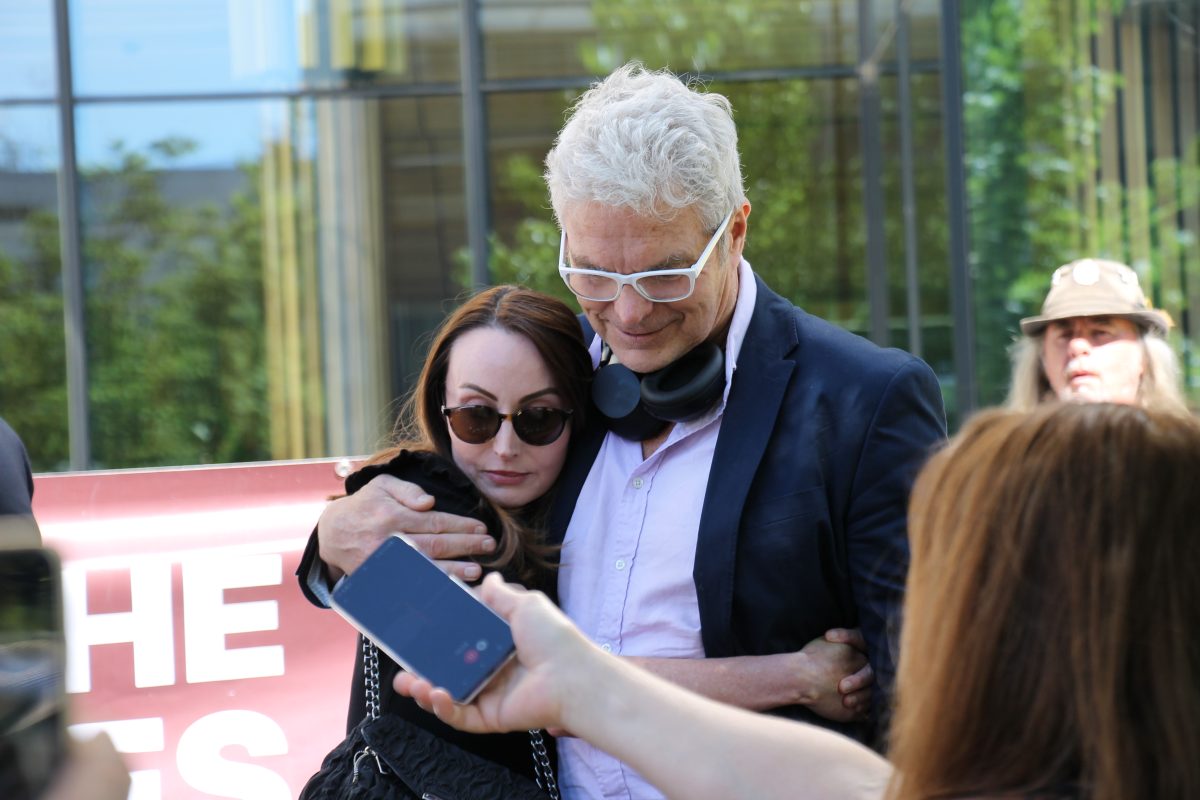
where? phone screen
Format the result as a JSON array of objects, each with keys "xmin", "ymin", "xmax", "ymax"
[
  {"xmin": 332, "ymin": 535, "xmax": 516, "ymax": 703},
  {"xmin": 0, "ymin": 548, "xmax": 65, "ymax": 800}
]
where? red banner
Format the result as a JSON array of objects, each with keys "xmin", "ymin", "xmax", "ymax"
[{"xmin": 33, "ymin": 459, "xmax": 361, "ymax": 799}]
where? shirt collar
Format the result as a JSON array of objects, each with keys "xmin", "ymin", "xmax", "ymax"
[{"xmin": 721, "ymin": 256, "xmax": 757, "ymax": 403}]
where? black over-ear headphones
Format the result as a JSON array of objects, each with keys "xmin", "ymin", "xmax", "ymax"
[{"xmin": 591, "ymin": 341, "xmax": 726, "ymax": 441}]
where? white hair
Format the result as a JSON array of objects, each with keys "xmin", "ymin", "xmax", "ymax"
[
  {"xmin": 1005, "ymin": 329, "xmax": 1190, "ymax": 414},
  {"xmin": 544, "ymin": 62, "xmax": 746, "ymax": 232}
]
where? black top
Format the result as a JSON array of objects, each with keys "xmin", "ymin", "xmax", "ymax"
[
  {"xmin": 341, "ymin": 449, "xmax": 548, "ymax": 780},
  {"xmin": 0, "ymin": 417, "xmax": 40, "ymax": 546},
  {"xmin": 0, "ymin": 417, "xmax": 34, "ymax": 517}
]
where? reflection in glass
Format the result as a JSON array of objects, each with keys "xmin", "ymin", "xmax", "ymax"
[
  {"xmin": 0, "ymin": 107, "xmax": 67, "ymax": 470},
  {"xmin": 480, "ymin": 0, "xmax": 942, "ymax": 81},
  {"xmin": 73, "ymin": 96, "xmax": 464, "ymax": 469},
  {"xmin": 71, "ymin": 0, "xmax": 458, "ymax": 97},
  {"xmin": 722, "ymin": 79, "xmax": 870, "ymax": 330},
  {"xmin": 0, "ymin": 2, "xmax": 56, "ymax": 100}
]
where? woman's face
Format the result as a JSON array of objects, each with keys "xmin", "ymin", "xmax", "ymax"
[
  {"xmin": 1041, "ymin": 316, "xmax": 1145, "ymax": 405},
  {"xmin": 443, "ymin": 326, "xmax": 572, "ymax": 509}
]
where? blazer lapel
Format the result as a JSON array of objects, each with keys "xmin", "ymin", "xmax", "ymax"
[{"xmin": 694, "ymin": 277, "xmax": 796, "ymax": 657}]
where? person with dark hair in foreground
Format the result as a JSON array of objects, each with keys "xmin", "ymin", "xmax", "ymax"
[{"xmin": 398, "ymin": 402, "xmax": 1200, "ymax": 800}]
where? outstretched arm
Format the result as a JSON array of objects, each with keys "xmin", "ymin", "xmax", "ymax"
[{"xmin": 396, "ymin": 575, "xmax": 891, "ymax": 800}]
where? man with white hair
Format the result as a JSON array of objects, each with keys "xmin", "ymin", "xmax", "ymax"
[
  {"xmin": 1006, "ymin": 258, "xmax": 1189, "ymax": 413},
  {"xmin": 305, "ymin": 63, "xmax": 947, "ymax": 799}
]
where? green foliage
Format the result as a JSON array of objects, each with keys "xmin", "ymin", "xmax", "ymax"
[
  {"xmin": 81, "ymin": 141, "xmax": 270, "ymax": 469},
  {"xmin": 478, "ymin": 155, "xmax": 574, "ymax": 303},
  {"xmin": 0, "ymin": 140, "xmax": 271, "ymax": 470},
  {"xmin": 0, "ymin": 210, "xmax": 70, "ymax": 468}
]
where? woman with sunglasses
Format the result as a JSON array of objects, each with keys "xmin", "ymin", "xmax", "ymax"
[{"xmin": 301, "ymin": 285, "xmax": 593, "ymax": 790}]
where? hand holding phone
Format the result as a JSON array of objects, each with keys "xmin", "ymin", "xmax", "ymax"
[{"xmin": 332, "ymin": 534, "xmax": 516, "ymax": 703}]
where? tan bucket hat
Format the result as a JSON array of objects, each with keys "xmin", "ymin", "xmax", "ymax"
[{"xmin": 1019, "ymin": 258, "xmax": 1171, "ymax": 337}]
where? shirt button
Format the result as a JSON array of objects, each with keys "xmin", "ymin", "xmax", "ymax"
[
  {"xmin": 615, "ymin": 559, "xmax": 627, "ymax": 571},
  {"xmin": 601, "ymin": 643, "xmax": 613, "ymax": 653},
  {"xmin": 632, "ymin": 478, "xmax": 644, "ymax": 489}
]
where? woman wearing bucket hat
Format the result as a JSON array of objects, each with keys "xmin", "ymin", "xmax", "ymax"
[{"xmin": 1006, "ymin": 258, "xmax": 1189, "ymax": 413}]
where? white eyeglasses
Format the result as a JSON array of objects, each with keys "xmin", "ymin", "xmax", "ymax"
[{"xmin": 558, "ymin": 210, "xmax": 735, "ymax": 303}]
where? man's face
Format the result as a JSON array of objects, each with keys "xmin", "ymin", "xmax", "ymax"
[
  {"xmin": 1040, "ymin": 315, "xmax": 1145, "ymax": 405},
  {"xmin": 560, "ymin": 202, "xmax": 747, "ymax": 374}
]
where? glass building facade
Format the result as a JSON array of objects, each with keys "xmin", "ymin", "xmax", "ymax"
[{"xmin": 1, "ymin": 0, "xmax": 1197, "ymax": 472}]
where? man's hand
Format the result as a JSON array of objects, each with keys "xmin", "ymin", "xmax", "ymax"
[
  {"xmin": 318, "ymin": 474, "xmax": 496, "ymax": 581},
  {"xmin": 823, "ymin": 627, "xmax": 874, "ymax": 714},
  {"xmin": 793, "ymin": 628, "xmax": 873, "ymax": 723}
]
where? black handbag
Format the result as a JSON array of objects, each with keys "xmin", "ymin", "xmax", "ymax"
[{"xmin": 300, "ymin": 639, "xmax": 558, "ymax": 800}]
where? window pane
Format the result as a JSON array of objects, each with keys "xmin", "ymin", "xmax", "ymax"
[
  {"xmin": 723, "ymin": 79, "xmax": 869, "ymax": 330},
  {"xmin": 878, "ymin": 70, "xmax": 955, "ymax": 419},
  {"xmin": 481, "ymin": 0, "xmax": 942, "ymax": 81},
  {"xmin": 71, "ymin": 0, "xmax": 458, "ymax": 97},
  {"xmin": 75, "ymin": 96, "xmax": 464, "ymax": 468},
  {"xmin": 0, "ymin": 106, "xmax": 67, "ymax": 470},
  {"xmin": 0, "ymin": 1, "xmax": 56, "ymax": 99},
  {"xmin": 485, "ymin": 90, "xmax": 571, "ymax": 300}
]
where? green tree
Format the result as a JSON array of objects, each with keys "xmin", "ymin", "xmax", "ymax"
[
  {"xmin": 82, "ymin": 139, "xmax": 270, "ymax": 468},
  {"xmin": 0, "ymin": 208, "xmax": 70, "ymax": 468},
  {"xmin": 0, "ymin": 139, "xmax": 271, "ymax": 470}
]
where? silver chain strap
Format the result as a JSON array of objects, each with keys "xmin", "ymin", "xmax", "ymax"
[
  {"xmin": 361, "ymin": 638, "xmax": 559, "ymax": 798},
  {"xmin": 528, "ymin": 728, "xmax": 560, "ymax": 800},
  {"xmin": 354, "ymin": 637, "xmax": 389, "ymax": 783},
  {"xmin": 363, "ymin": 636, "xmax": 383, "ymax": 721}
]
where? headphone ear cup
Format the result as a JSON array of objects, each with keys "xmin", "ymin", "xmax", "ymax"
[
  {"xmin": 640, "ymin": 342, "xmax": 725, "ymax": 422},
  {"xmin": 591, "ymin": 362, "xmax": 669, "ymax": 440}
]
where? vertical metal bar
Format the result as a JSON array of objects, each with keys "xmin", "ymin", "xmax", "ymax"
[
  {"xmin": 939, "ymin": 0, "xmax": 977, "ymax": 418},
  {"xmin": 52, "ymin": 0, "xmax": 90, "ymax": 469},
  {"xmin": 859, "ymin": 0, "xmax": 889, "ymax": 346},
  {"xmin": 1113, "ymin": 7, "xmax": 1131, "ymax": 264},
  {"xmin": 1167, "ymin": 0, "xmax": 1190, "ymax": 378},
  {"xmin": 1140, "ymin": 4, "xmax": 1159, "ymax": 284},
  {"xmin": 896, "ymin": 0, "xmax": 921, "ymax": 357},
  {"xmin": 460, "ymin": 0, "xmax": 491, "ymax": 289}
]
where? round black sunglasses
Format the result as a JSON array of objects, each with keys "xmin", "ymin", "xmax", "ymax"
[{"xmin": 441, "ymin": 404, "xmax": 573, "ymax": 446}]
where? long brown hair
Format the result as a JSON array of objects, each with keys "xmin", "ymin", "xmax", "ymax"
[
  {"xmin": 889, "ymin": 402, "xmax": 1200, "ymax": 800},
  {"xmin": 370, "ymin": 285, "xmax": 591, "ymax": 585}
]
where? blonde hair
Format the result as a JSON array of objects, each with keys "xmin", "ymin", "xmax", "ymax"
[
  {"xmin": 1004, "ymin": 329, "xmax": 1190, "ymax": 414},
  {"xmin": 888, "ymin": 403, "xmax": 1200, "ymax": 800}
]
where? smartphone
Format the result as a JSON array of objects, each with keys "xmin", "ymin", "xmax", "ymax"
[
  {"xmin": 0, "ymin": 547, "xmax": 66, "ymax": 800},
  {"xmin": 331, "ymin": 534, "xmax": 516, "ymax": 703}
]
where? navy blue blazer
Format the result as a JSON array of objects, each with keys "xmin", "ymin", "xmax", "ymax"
[{"xmin": 547, "ymin": 276, "xmax": 947, "ymax": 740}]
